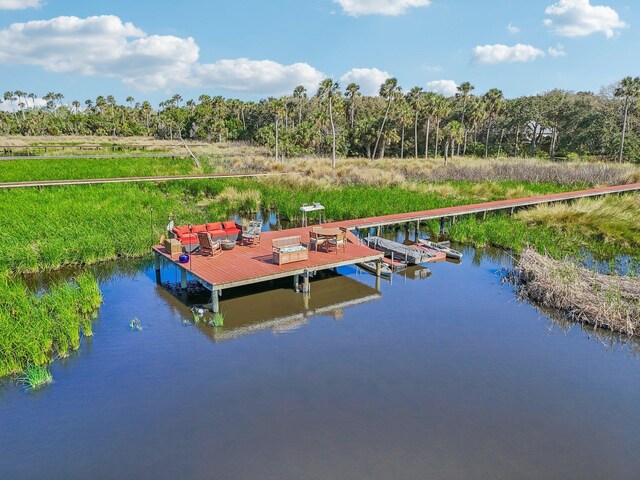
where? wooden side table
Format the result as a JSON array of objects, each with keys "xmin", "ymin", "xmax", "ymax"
[{"xmin": 164, "ymin": 238, "xmax": 182, "ymax": 255}]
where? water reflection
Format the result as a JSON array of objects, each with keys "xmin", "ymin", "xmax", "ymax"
[{"xmin": 155, "ymin": 269, "xmax": 381, "ymax": 343}]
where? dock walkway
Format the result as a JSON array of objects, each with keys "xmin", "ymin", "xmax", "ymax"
[{"xmin": 324, "ymin": 182, "xmax": 640, "ymax": 230}]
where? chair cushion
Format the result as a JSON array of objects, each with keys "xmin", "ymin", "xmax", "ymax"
[
  {"xmin": 206, "ymin": 222, "xmax": 223, "ymax": 231},
  {"xmin": 223, "ymin": 221, "xmax": 238, "ymax": 230},
  {"xmin": 224, "ymin": 227, "xmax": 241, "ymax": 235},
  {"xmin": 191, "ymin": 224, "xmax": 207, "ymax": 233},
  {"xmin": 279, "ymin": 245, "xmax": 307, "ymax": 254},
  {"xmin": 178, "ymin": 233, "xmax": 198, "ymax": 244},
  {"xmin": 208, "ymin": 229, "xmax": 226, "ymax": 238},
  {"xmin": 173, "ymin": 226, "xmax": 190, "ymax": 236}
]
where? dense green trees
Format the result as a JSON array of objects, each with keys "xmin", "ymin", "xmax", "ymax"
[{"xmin": 1, "ymin": 75, "xmax": 640, "ymax": 162}]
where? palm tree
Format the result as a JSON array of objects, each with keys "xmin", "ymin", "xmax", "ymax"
[
  {"xmin": 317, "ymin": 78, "xmax": 340, "ymax": 168},
  {"xmin": 456, "ymin": 81, "xmax": 474, "ymax": 155},
  {"xmin": 442, "ymin": 120, "xmax": 464, "ymax": 165},
  {"xmin": 4, "ymin": 91, "xmax": 16, "ymax": 112},
  {"xmin": 344, "ymin": 82, "xmax": 361, "ymax": 129},
  {"xmin": 71, "ymin": 100, "xmax": 81, "ymax": 114},
  {"xmin": 292, "ymin": 86, "xmax": 307, "ymax": 125},
  {"xmin": 268, "ymin": 98, "xmax": 286, "ymax": 162},
  {"xmin": 482, "ymin": 88, "xmax": 504, "ymax": 159},
  {"xmin": 614, "ymin": 76, "xmax": 640, "ymax": 163},
  {"xmin": 406, "ymin": 87, "xmax": 423, "ymax": 158},
  {"xmin": 431, "ymin": 94, "xmax": 450, "ymax": 159},
  {"xmin": 373, "ymin": 77, "xmax": 401, "ymax": 159}
]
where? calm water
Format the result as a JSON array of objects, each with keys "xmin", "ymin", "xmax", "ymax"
[{"xmin": 1, "ymin": 247, "xmax": 640, "ymax": 479}]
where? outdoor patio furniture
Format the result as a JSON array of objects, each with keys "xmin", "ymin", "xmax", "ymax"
[
  {"xmin": 272, "ymin": 236, "xmax": 309, "ymax": 265},
  {"xmin": 328, "ymin": 227, "xmax": 348, "ymax": 253},
  {"xmin": 309, "ymin": 230, "xmax": 329, "ymax": 252},
  {"xmin": 197, "ymin": 232, "xmax": 222, "ymax": 257},
  {"xmin": 242, "ymin": 220, "xmax": 262, "ymax": 246},
  {"xmin": 312, "ymin": 227, "xmax": 344, "ymax": 254}
]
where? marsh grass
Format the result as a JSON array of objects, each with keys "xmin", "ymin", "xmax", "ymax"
[
  {"xmin": 0, "ymin": 272, "xmax": 102, "ymax": 378},
  {"xmin": 0, "ymin": 157, "xmax": 205, "ymax": 182},
  {"xmin": 17, "ymin": 364, "xmax": 53, "ymax": 389},
  {"xmin": 518, "ymin": 195, "xmax": 640, "ymax": 248}
]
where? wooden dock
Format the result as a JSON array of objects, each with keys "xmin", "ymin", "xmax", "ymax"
[
  {"xmin": 326, "ymin": 182, "xmax": 640, "ymax": 230},
  {"xmin": 153, "ymin": 227, "xmax": 383, "ymax": 312},
  {"xmin": 153, "ymin": 181, "xmax": 640, "ymax": 312}
]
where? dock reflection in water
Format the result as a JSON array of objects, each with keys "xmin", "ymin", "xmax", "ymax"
[{"xmin": 155, "ymin": 269, "xmax": 382, "ymax": 342}]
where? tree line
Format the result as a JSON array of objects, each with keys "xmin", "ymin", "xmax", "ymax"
[{"xmin": 2, "ymin": 76, "xmax": 640, "ymax": 164}]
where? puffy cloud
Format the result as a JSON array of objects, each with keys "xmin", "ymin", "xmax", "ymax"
[
  {"xmin": 0, "ymin": 0, "xmax": 41, "ymax": 9},
  {"xmin": 471, "ymin": 43, "xmax": 545, "ymax": 65},
  {"xmin": 0, "ymin": 15, "xmax": 324, "ymax": 94},
  {"xmin": 544, "ymin": 0, "xmax": 626, "ymax": 38},
  {"xmin": 507, "ymin": 23, "xmax": 520, "ymax": 34},
  {"xmin": 334, "ymin": 0, "xmax": 431, "ymax": 16},
  {"xmin": 548, "ymin": 45, "xmax": 567, "ymax": 57},
  {"xmin": 426, "ymin": 80, "xmax": 458, "ymax": 97},
  {"xmin": 340, "ymin": 68, "xmax": 391, "ymax": 95},
  {"xmin": 194, "ymin": 59, "xmax": 324, "ymax": 94}
]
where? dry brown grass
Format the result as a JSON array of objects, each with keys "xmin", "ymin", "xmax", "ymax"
[{"xmin": 516, "ymin": 248, "xmax": 640, "ymax": 336}]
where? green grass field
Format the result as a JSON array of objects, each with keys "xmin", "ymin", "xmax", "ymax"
[{"xmin": 0, "ymin": 156, "xmax": 207, "ymax": 182}]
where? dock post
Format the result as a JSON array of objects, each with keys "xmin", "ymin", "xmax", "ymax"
[
  {"xmin": 376, "ymin": 226, "xmax": 381, "ymax": 237},
  {"xmin": 181, "ymin": 269, "xmax": 187, "ymax": 290},
  {"xmin": 416, "ymin": 220, "xmax": 420, "ymax": 240},
  {"xmin": 439, "ymin": 218, "xmax": 445, "ymax": 235},
  {"xmin": 293, "ymin": 274, "xmax": 300, "ymax": 292},
  {"xmin": 302, "ymin": 271, "xmax": 310, "ymax": 293},
  {"xmin": 154, "ymin": 252, "xmax": 161, "ymax": 284},
  {"xmin": 211, "ymin": 290, "xmax": 220, "ymax": 313},
  {"xmin": 375, "ymin": 274, "xmax": 381, "ymax": 292},
  {"xmin": 376, "ymin": 260, "xmax": 382, "ymax": 277}
]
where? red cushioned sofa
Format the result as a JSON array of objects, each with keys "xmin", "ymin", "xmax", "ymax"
[{"xmin": 169, "ymin": 221, "xmax": 242, "ymax": 250}]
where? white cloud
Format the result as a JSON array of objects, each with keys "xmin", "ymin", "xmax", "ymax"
[
  {"xmin": 471, "ymin": 44, "xmax": 545, "ymax": 65},
  {"xmin": 0, "ymin": 15, "xmax": 325, "ymax": 94},
  {"xmin": 334, "ymin": 0, "xmax": 431, "ymax": 16},
  {"xmin": 340, "ymin": 67, "xmax": 391, "ymax": 96},
  {"xmin": 507, "ymin": 23, "xmax": 520, "ymax": 34},
  {"xmin": 194, "ymin": 59, "xmax": 324, "ymax": 94},
  {"xmin": 548, "ymin": 44, "xmax": 567, "ymax": 57},
  {"xmin": 544, "ymin": 0, "xmax": 626, "ymax": 38},
  {"xmin": 0, "ymin": 0, "xmax": 42, "ymax": 9},
  {"xmin": 425, "ymin": 80, "xmax": 458, "ymax": 97}
]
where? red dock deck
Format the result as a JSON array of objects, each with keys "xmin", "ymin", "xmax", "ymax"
[{"xmin": 153, "ymin": 226, "xmax": 382, "ymax": 292}]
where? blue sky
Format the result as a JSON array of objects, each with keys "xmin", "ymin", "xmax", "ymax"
[{"xmin": 0, "ymin": 0, "xmax": 637, "ymax": 106}]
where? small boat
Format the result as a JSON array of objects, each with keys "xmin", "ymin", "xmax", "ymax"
[
  {"xmin": 417, "ymin": 238, "xmax": 463, "ymax": 260},
  {"xmin": 357, "ymin": 261, "xmax": 393, "ymax": 278},
  {"xmin": 364, "ymin": 236, "xmax": 435, "ymax": 265}
]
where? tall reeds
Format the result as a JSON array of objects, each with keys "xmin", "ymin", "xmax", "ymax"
[{"xmin": 0, "ymin": 272, "xmax": 102, "ymax": 378}]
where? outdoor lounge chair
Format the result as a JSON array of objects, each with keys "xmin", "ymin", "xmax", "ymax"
[
  {"xmin": 197, "ymin": 232, "xmax": 222, "ymax": 257},
  {"xmin": 242, "ymin": 220, "xmax": 262, "ymax": 246}
]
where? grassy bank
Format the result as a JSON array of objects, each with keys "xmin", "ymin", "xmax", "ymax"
[
  {"xmin": 0, "ymin": 156, "xmax": 205, "ymax": 182},
  {"xmin": 0, "ymin": 272, "xmax": 102, "ymax": 379}
]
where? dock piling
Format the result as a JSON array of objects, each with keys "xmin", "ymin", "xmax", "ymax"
[
  {"xmin": 211, "ymin": 290, "xmax": 220, "ymax": 313},
  {"xmin": 181, "ymin": 269, "xmax": 187, "ymax": 290},
  {"xmin": 154, "ymin": 252, "xmax": 161, "ymax": 284}
]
